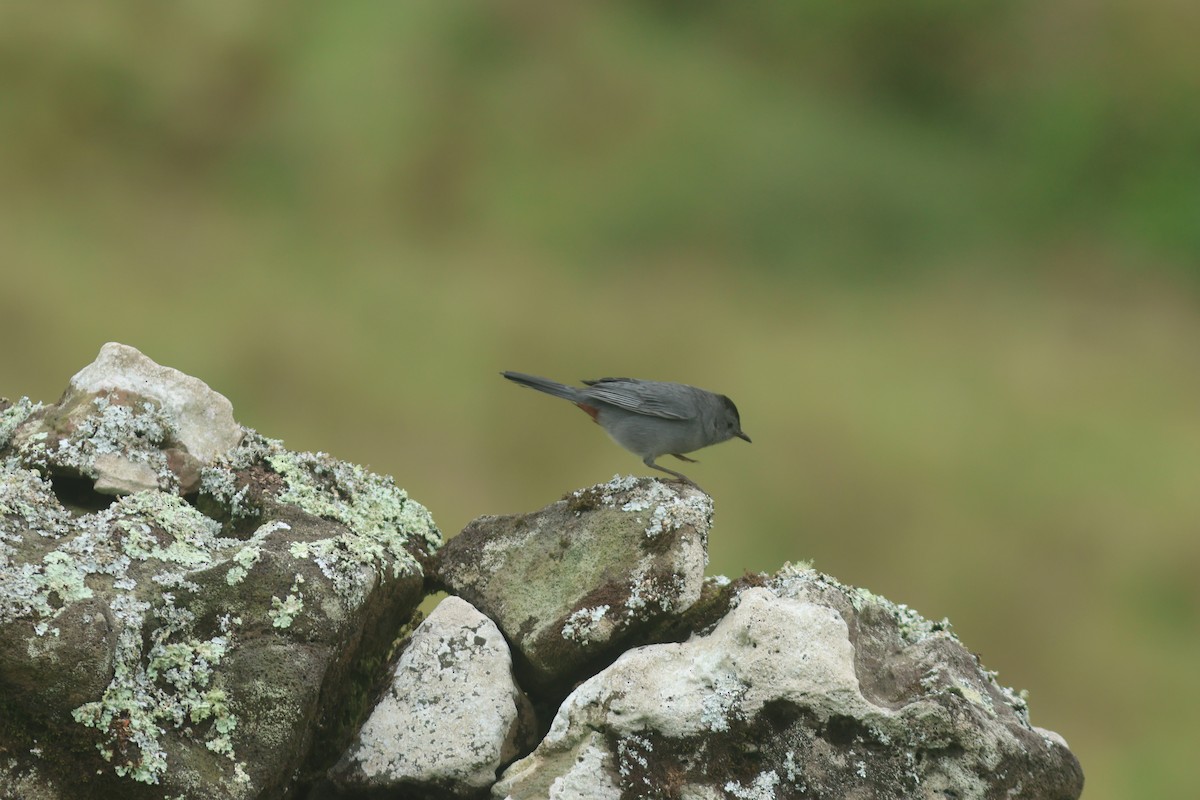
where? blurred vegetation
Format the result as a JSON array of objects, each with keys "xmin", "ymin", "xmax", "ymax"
[{"xmin": 1, "ymin": 2, "xmax": 1197, "ymax": 798}]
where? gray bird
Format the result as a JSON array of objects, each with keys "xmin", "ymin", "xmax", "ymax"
[{"xmin": 502, "ymin": 371, "xmax": 750, "ymax": 487}]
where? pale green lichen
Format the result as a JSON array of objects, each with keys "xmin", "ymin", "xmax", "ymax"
[
  {"xmin": 1, "ymin": 473, "xmax": 245, "ymax": 785},
  {"xmin": 5, "ymin": 422, "xmax": 440, "ymax": 789},
  {"xmin": 2, "ymin": 478, "xmax": 223, "ymax": 622},
  {"xmin": 13, "ymin": 395, "xmax": 181, "ymax": 494},
  {"xmin": 202, "ymin": 433, "xmax": 442, "ymax": 594},
  {"xmin": 724, "ymin": 769, "xmax": 781, "ymax": 799},
  {"xmin": 113, "ymin": 492, "xmax": 223, "ymax": 569},
  {"xmin": 198, "ymin": 464, "xmax": 252, "ymax": 521},
  {"xmin": 950, "ymin": 676, "xmax": 996, "ymax": 716},
  {"xmin": 227, "ymin": 521, "xmax": 293, "ymax": 586},
  {"xmin": 780, "ymin": 560, "xmax": 949, "ymax": 646},
  {"xmin": 0, "ymin": 465, "xmax": 73, "ymax": 541},
  {"xmin": 561, "ymin": 604, "xmax": 611, "ymax": 643},
  {"xmin": 72, "ymin": 593, "xmax": 238, "ymax": 784},
  {"xmin": 848, "ymin": 584, "xmax": 953, "ymax": 643},
  {"xmin": 205, "ymin": 433, "xmax": 442, "ymax": 622},
  {"xmin": 612, "ymin": 476, "xmax": 714, "ymax": 539},
  {"xmin": 268, "ymin": 573, "xmax": 305, "ymax": 629},
  {"xmin": 0, "ymin": 397, "xmax": 41, "ymax": 449},
  {"xmin": 40, "ymin": 551, "xmax": 94, "ymax": 605},
  {"xmin": 226, "ymin": 544, "xmax": 262, "ymax": 586},
  {"xmin": 267, "ymin": 449, "xmax": 441, "ymax": 571},
  {"xmin": 615, "ymin": 733, "xmax": 653, "ymax": 781},
  {"xmin": 624, "ymin": 563, "xmax": 688, "ymax": 617},
  {"xmin": 701, "ymin": 674, "xmax": 748, "ymax": 732}
]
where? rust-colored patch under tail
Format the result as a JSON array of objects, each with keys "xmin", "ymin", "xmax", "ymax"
[{"xmin": 575, "ymin": 403, "xmax": 601, "ymax": 423}]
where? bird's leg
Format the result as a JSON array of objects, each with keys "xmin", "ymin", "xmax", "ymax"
[
  {"xmin": 644, "ymin": 457, "xmax": 703, "ymax": 490},
  {"xmin": 671, "ymin": 453, "xmax": 698, "ymax": 463}
]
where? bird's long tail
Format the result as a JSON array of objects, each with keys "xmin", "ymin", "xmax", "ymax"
[{"xmin": 501, "ymin": 371, "xmax": 582, "ymax": 402}]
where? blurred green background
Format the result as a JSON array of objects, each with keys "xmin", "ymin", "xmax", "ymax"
[{"xmin": 2, "ymin": 2, "xmax": 1197, "ymax": 797}]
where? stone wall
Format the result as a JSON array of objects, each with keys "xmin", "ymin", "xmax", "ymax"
[{"xmin": 0, "ymin": 344, "xmax": 1082, "ymax": 800}]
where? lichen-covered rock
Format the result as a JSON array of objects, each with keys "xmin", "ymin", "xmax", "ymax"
[
  {"xmin": 495, "ymin": 564, "xmax": 1084, "ymax": 800},
  {"xmin": 0, "ymin": 345, "xmax": 442, "ymax": 799},
  {"xmin": 435, "ymin": 476, "xmax": 711, "ymax": 695},
  {"xmin": 325, "ymin": 595, "xmax": 538, "ymax": 797},
  {"xmin": 5, "ymin": 343, "xmax": 244, "ymax": 495},
  {"xmin": 2, "ymin": 346, "xmax": 1083, "ymax": 799},
  {"xmin": 68, "ymin": 342, "xmax": 242, "ymax": 461}
]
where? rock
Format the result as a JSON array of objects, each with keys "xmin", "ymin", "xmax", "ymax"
[
  {"xmin": 435, "ymin": 476, "xmax": 711, "ymax": 695},
  {"xmin": 0, "ymin": 346, "xmax": 442, "ymax": 800},
  {"xmin": 494, "ymin": 564, "xmax": 1084, "ymax": 800},
  {"xmin": 68, "ymin": 342, "xmax": 243, "ymax": 463},
  {"xmin": 325, "ymin": 596, "xmax": 537, "ymax": 797},
  {"xmin": 494, "ymin": 731, "xmax": 621, "ymax": 800},
  {"xmin": 0, "ymin": 765, "xmax": 71, "ymax": 800},
  {"xmin": 1, "ymin": 345, "xmax": 1084, "ymax": 799},
  {"xmin": 5, "ymin": 343, "xmax": 244, "ymax": 496},
  {"xmin": 92, "ymin": 451, "xmax": 162, "ymax": 494}
]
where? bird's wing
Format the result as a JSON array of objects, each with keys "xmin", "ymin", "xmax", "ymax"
[{"xmin": 580, "ymin": 378, "xmax": 691, "ymax": 420}]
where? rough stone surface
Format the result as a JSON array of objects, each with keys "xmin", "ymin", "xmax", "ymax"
[
  {"xmin": 0, "ymin": 345, "xmax": 442, "ymax": 799},
  {"xmin": 435, "ymin": 475, "xmax": 711, "ymax": 694},
  {"xmin": 494, "ymin": 564, "xmax": 1084, "ymax": 800},
  {"xmin": 1, "ymin": 346, "xmax": 1084, "ymax": 800},
  {"xmin": 68, "ymin": 342, "xmax": 243, "ymax": 464},
  {"xmin": 92, "ymin": 451, "xmax": 162, "ymax": 494},
  {"xmin": 6, "ymin": 343, "xmax": 244, "ymax": 496},
  {"xmin": 326, "ymin": 595, "xmax": 537, "ymax": 797}
]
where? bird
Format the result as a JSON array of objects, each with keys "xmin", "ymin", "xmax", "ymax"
[{"xmin": 502, "ymin": 371, "xmax": 750, "ymax": 488}]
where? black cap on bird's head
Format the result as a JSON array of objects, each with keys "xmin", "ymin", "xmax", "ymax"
[{"xmin": 720, "ymin": 395, "xmax": 751, "ymax": 443}]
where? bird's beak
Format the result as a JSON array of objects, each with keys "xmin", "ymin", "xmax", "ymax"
[{"xmin": 736, "ymin": 431, "xmax": 752, "ymax": 443}]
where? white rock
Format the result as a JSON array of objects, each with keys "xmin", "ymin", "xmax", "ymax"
[
  {"xmin": 552, "ymin": 588, "xmax": 870, "ymax": 742},
  {"xmin": 493, "ymin": 731, "xmax": 620, "ymax": 800},
  {"xmin": 438, "ymin": 476, "xmax": 713, "ymax": 692},
  {"xmin": 332, "ymin": 596, "xmax": 532, "ymax": 794},
  {"xmin": 497, "ymin": 588, "xmax": 880, "ymax": 798},
  {"xmin": 496, "ymin": 571, "xmax": 1083, "ymax": 800},
  {"xmin": 69, "ymin": 342, "xmax": 241, "ymax": 463}
]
